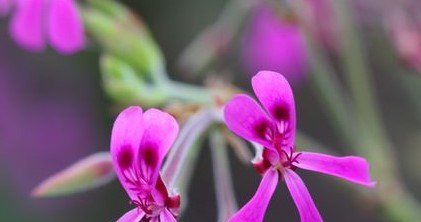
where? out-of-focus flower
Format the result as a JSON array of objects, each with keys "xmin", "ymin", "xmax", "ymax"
[
  {"xmin": 303, "ymin": 0, "xmax": 338, "ymax": 50},
  {"xmin": 385, "ymin": 9, "xmax": 421, "ymax": 73},
  {"xmin": 242, "ymin": 5, "xmax": 309, "ymax": 83},
  {"xmin": 224, "ymin": 71, "xmax": 375, "ymax": 222},
  {"xmin": 4, "ymin": 0, "xmax": 85, "ymax": 54},
  {"xmin": 111, "ymin": 106, "xmax": 180, "ymax": 222}
]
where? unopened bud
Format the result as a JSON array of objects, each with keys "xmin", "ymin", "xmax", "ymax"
[
  {"xmin": 83, "ymin": 0, "xmax": 165, "ymax": 77},
  {"xmin": 100, "ymin": 54, "xmax": 167, "ymax": 106}
]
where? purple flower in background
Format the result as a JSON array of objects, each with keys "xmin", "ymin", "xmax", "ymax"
[
  {"xmin": 242, "ymin": 5, "xmax": 309, "ymax": 83},
  {"xmin": 111, "ymin": 106, "xmax": 180, "ymax": 222},
  {"xmin": 1, "ymin": 0, "xmax": 85, "ymax": 54},
  {"xmin": 224, "ymin": 71, "xmax": 375, "ymax": 222}
]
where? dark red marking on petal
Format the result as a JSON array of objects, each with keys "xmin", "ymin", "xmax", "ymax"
[
  {"xmin": 272, "ymin": 103, "xmax": 289, "ymax": 121},
  {"xmin": 155, "ymin": 175, "xmax": 169, "ymax": 198},
  {"xmin": 254, "ymin": 120, "xmax": 271, "ymax": 139},
  {"xmin": 140, "ymin": 145, "xmax": 158, "ymax": 168},
  {"xmin": 118, "ymin": 145, "xmax": 133, "ymax": 169}
]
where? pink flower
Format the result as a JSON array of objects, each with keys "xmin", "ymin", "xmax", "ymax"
[
  {"xmin": 224, "ymin": 71, "xmax": 375, "ymax": 222},
  {"xmin": 385, "ymin": 10, "xmax": 421, "ymax": 73},
  {"xmin": 242, "ymin": 6, "xmax": 309, "ymax": 83},
  {"xmin": 3, "ymin": 0, "xmax": 85, "ymax": 54},
  {"xmin": 111, "ymin": 106, "xmax": 180, "ymax": 222}
]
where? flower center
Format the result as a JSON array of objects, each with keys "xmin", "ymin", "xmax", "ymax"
[
  {"xmin": 279, "ymin": 146, "xmax": 301, "ymax": 169},
  {"xmin": 253, "ymin": 146, "xmax": 301, "ymax": 174},
  {"xmin": 131, "ymin": 195, "xmax": 164, "ymax": 219}
]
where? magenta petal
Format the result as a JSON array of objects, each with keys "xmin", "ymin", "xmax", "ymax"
[
  {"xmin": 284, "ymin": 169, "xmax": 322, "ymax": 222},
  {"xmin": 159, "ymin": 209, "xmax": 177, "ymax": 222},
  {"xmin": 251, "ymin": 71, "xmax": 296, "ymax": 147},
  {"xmin": 295, "ymin": 152, "xmax": 376, "ymax": 187},
  {"xmin": 228, "ymin": 169, "xmax": 278, "ymax": 222},
  {"xmin": 110, "ymin": 106, "xmax": 145, "ymax": 199},
  {"xmin": 116, "ymin": 208, "xmax": 145, "ymax": 222},
  {"xmin": 138, "ymin": 108, "xmax": 179, "ymax": 186},
  {"xmin": 9, "ymin": 0, "xmax": 45, "ymax": 51},
  {"xmin": 47, "ymin": 0, "xmax": 85, "ymax": 54},
  {"xmin": 224, "ymin": 94, "xmax": 274, "ymax": 149},
  {"xmin": 242, "ymin": 6, "xmax": 309, "ymax": 83}
]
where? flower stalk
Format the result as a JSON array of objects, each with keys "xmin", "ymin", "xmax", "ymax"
[
  {"xmin": 162, "ymin": 108, "xmax": 216, "ymax": 191},
  {"xmin": 210, "ymin": 129, "xmax": 238, "ymax": 222},
  {"xmin": 331, "ymin": 0, "xmax": 421, "ymax": 220}
]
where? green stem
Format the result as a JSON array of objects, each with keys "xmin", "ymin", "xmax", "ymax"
[
  {"xmin": 161, "ymin": 80, "xmax": 213, "ymax": 104},
  {"xmin": 178, "ymin": 0, "xmax": 256, "ymax": 76},
  {"xmin": 397, "ymin": 74, "xmax": 421, "ymax": 124},
  {"xmin": 288, "ymin": 0, "xmax": 357, "ymax": 150},
  {"xmin": 304, "ymin": 30, "xmax": 357, "ymax": 149},
  {"xmin": 332, "ymin": 0, "xmax": 421, "ymax": 220}
]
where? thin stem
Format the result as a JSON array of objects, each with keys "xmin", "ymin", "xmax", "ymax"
[
  {"xmin": 304, "ymin": 29, "xmax": 357, "ymax": 149},
  {"xmin": 288, "ymin": 0, "xmax": 357, "ymax": 149},
  {"xmin": 173, "ymin": 136, "xmax": 205, "ymax": 214},
  {"xmin": 210, "ymin": 129, "xmax": 238, "ymax": 222},
  {"xmin": 162, "ymin": 80, "xmax": 213, "ymax": 105},
  {"xmin": 161, "ymin": 109, "xmax": 215, "ymax": 191},
  {"xmin": 151, "ymin": 65, "xmax": 214, "ymax": 105},
  {"xmin": 178, "ymin": 0, "xmax": 257, "ymax": 76},
  {"xmin": 332, "ymin": 0, "xmax": 421, "ymax": 220},
  {"xmin": 396, "ymin": 74, "xmax": 421, "ymax": 124}
]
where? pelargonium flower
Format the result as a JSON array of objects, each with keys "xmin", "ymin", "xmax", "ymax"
[
  {"xmin": 242, "ymin": 5, "xmax": 309, "ymax": 84},
  {"xmin": 111, "ymin": 106, "xmax": 180, "ymax": 222},
  {"xmin": 2, "ymin": 0, "xmax": 85, "ymax": 54},
  {"xmin": 224, "ymin": 71, "xmax": 375, "ymax": 222}
]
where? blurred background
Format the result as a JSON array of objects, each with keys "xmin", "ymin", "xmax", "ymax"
[{"xmin": 1, "ymin": 0, "xmax": 421, "ymax": 221}]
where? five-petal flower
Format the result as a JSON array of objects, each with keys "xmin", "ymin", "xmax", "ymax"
[
  {"xmin": 224, "ymin": 71, "xmax": 375, "ymax": 222},
  {"xmin": 111, "ymin": 106, "xmax": 180, "ymax": 222}
]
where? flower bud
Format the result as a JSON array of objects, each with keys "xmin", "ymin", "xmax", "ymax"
[
  {"xmin": 100, "ymin": 54, "xmax": 167, "ymax": 106},
  {"xmin": 83, "ymin": 0, "xmax": 165, "ymax": 77}
]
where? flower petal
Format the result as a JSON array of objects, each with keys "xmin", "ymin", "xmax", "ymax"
[
  {"xmin": 9, "ymin": 0, "xmax": 45, "ymax": 51},
  {"xmin": 242, "ymin": 6, "xmax": 309, "ymax": 83},
  {"xmin": 159, "ymin": 208, "xmax": 177, "ymax": 222},
  {"xmin": 116, "ymin": 208, "xmax": 145, "ymax": 222},
  {"xmin": 283, "ymin": 169, "xmax": 322, "ymax": 222},
  {"xmin": 252, "ymin": 71, "xmax": 296, "ymax": 147},
  {"xmin": 47, "ymin": 0, "xmax": 85, "ymax": 54},
  {"xmin": 110, "ymin": 106, "xmax": 145, "ymax": 199},
  {"xmin": 224, "ymin": 94, "xmax": 274, "ymax": 149},
  {"xmin": 228, "ymin": 169, "xmax": 278, "ymax": 222},
  {"xmin": 295, "ymin": 152, "xmax": 376, "ymax": 187},
  {"xmin": 138, "ymin": 108, "xmax": 179, "ymax": 187}
]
